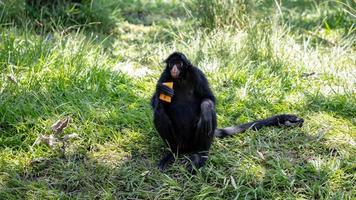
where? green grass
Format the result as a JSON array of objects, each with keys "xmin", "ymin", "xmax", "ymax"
[{"xmin": 0, "ymin": 0, "xmax": 355, "ymax": 199}]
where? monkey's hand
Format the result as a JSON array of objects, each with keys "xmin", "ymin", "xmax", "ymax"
[
  {"xmin": 197, "ymin": 100, "xmax": 215, "ymax": 135},
  {"xmin": 157, "ymin": 83, "xmax": 174, "ymax": 97}
]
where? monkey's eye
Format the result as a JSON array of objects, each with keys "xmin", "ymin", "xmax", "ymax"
[
  {"xmin": 168, "ymin": 62, "xmax": 183, "ymax": 68},
  {"xmin": 172, "ymin": 62, "xmax": 182, "ymax": 68}
]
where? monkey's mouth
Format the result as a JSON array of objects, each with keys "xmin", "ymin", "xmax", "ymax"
[{"xmin": 171, "ymin": 72, "xmax": 180, "ymax": 78}]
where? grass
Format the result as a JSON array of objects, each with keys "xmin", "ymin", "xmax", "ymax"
[{"xmin": 0, "ymin": 0, "xmax": 355, "ymax": 199}]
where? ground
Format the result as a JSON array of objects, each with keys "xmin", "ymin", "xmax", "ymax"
[{"xmin": 0, "ymin": 0, "xmax": 355, "ymax": 199}]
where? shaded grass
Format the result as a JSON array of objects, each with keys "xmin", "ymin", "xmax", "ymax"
[
  {"xmin": 1, "ymin": 0, "xmax": 119, "ymax": 33},
  {"xmin": 0, "ymin": 0, "xmax": 355, "ymax": 199}
]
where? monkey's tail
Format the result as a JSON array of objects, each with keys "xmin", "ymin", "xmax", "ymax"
[{"xmin": 214, "ymin": 114, "xmax": 304, "ymax": 138}]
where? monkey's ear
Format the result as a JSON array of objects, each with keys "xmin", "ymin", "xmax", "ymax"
[
  {"xmin": 163, "ymin": 58, "xmax": 169, "ymax": 64},
  {"xmin": 163, "ymin": 55, "xmax": 171, "ymax": 64},
  {"xmin": 179, "ymin": 53, "xmax": 192, "ymax": 68},
  {"xmin": 163, "ymin": 52, "xmax": 176, "ymax": 64}
]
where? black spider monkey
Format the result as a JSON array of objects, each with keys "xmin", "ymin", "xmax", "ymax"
[{"xmin": 151, "ymin": 52, "xmax": 304, "ymax": 173}]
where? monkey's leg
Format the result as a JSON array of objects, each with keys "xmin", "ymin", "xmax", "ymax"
[
  {"xmin": 153, "ymin": 106, "xmax": 177, "ymax": 171},
  {"xmin": 184, "ymin": 99, "xmax": 215, "ymax": 174}
]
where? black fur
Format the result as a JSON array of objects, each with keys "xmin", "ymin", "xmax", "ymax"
[
  {"xmin": 152, "ymin": 52, "xmax": 304, "ymax": 172},
  {"xmin": 151, "ymin": 52, "xmax": 216, "ymax": 172},
  {"xmin": 157, "ymin": 84, "xmax": 174, "ymax": 97},
  {"xmin": 214, "ymin": 114, "xmax": 304, "ymax": 138}
]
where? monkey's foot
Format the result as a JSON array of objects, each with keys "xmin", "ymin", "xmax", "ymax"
[
  {"xmin": 184, "ymin": 153, "xmax": 209, "ymax": 174},
  {"xmin": 157, "ymin": 152, "xmax": 174, "ymax": 171}
]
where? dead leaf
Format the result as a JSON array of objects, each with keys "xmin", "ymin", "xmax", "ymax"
[
  {"xmin": 62, "ymin": 133, "xmax": 79, "ymax": 141},
  {"xmin": 230, "ymin": 176, "xmax": 237, "ymax": 189},
  {"xmin": 141, "ymin": 170, "xmax": 150, "ymax": 177},
  {"xmin": 34, "ymin": 134, "xmax": 58, "ymax": 148},
  {"xmin": 301, "ymin": 72, "xmax": 320, "ymax": 78},
  {"xmin": 34, "ymin": 117, "xmax": 78, "ymax": 154},
  {"xmin": 47, "ymin": 134, "xmax": 58, "ymax": 147},
  {"xmin": 30, "ymin": 157, "xmax": 50, "ymax": 165},
  {"xmin": 257, "ymin": 150, "xmax": 265, "ymax": 160},
  {"xmin": 7, "ymin": 75, "xmax": 17, "ymax": 84},
  {"xmin": 51, "ymin": 117, "xmax": 70, "ymax": 134}
]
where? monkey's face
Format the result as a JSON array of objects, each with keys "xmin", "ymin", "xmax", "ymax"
[
  {"xmin": 165, "ymin": 52, "xmax": 191, "ymax": 79},
  {"xmin": 168, "ymin": 60, "xmax": 183, "ymax": 79}
]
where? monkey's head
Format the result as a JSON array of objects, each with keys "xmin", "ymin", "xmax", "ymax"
[{"xmin": 164, "ymin": 52, "xmax": 192, "ymax": 79}]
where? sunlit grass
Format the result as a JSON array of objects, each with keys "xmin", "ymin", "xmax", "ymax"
[{"xmin": 0, "ymin": 0, "xmax": 355, "ymax": 199}]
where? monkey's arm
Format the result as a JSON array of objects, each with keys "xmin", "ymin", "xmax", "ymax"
[
  {"xmin": 197, "ymin": 99, "xmax": 216, "ymax": 136},
  {"xmin": 151, "ymin": 72, "xmax": 173, "ymax": 109},
  {"xmin": 193, "ymin": 67, "xmax": 217, "ymax": 135},
  {"xmin": 193, "ymin": 67, "xmax": 216, "ymax": 103}
]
